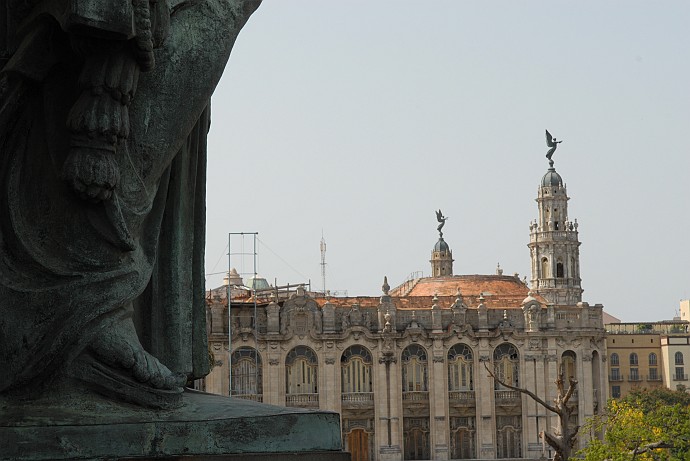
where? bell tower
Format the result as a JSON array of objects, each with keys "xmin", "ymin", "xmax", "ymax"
[{"xmin": 528, "ymin": 145, "xmax": 583, "ymax": 304}]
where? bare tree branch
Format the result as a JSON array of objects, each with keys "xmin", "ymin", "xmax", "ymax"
[
  {"xmin": 483, "ymin": 361, "xmax": 559, "ymax": 413},
  {"xmin": 483, "ymin": 360, "xmax": 580, "ymax": 461},
  {"xmin": 563, "ymin": 376, "xmax": 577, "ymax": 403}
]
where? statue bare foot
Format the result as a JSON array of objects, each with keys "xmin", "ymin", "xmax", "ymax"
[{"xmin": 88, "ymin": 315, "xmax": 187, "ymax": 391}]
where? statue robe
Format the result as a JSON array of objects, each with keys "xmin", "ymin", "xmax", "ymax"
[{"xmin": 0, "ymin": 0, "xmax": 259, "ymax": 394}]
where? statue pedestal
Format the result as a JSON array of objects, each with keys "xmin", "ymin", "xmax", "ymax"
[{"xmin": 0, "ymin": 389, "xmax": 348, "ymax": 461}]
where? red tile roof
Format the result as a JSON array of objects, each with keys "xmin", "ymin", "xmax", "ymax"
[{"xmin": 312, "ymin": 274, "xmax": 543, "ymax": 310}]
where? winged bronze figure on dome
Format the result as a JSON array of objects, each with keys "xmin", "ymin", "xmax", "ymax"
[
  {"xmin": 436, "ymin": 209, "xmax": 447, "ymax": 237},
  {"xmin": 545, "ymin": 129, "xmax": 562, "ymax": 167}
]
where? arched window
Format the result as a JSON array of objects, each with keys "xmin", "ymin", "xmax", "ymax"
[
  {"xmin": 610, "ymin": 353, "xmax": 619, "ymax": 366},
  {"xmin": 561, "ymin": 351, "xmax": 576, "ymax": 381},
  {"xmin": 556, "ymin": 262, "xmax": 564, "ymax": 278},
  {"xmin": 286, "ymin": 345, "xmax": 318, "ymax": 394},
  {"xmin": 493, "ymin": 343, "xmax": 519, "ymax": 389},
  {"xmin": 402, "ymin": 344, "xmax": 428, "ymax": 392},
  {"xmin": 341, "ymin": 345, "xmax": 373, "ymax": 393},
  {"xmin": 649, "ymin": 353, "xmax": 657, "ymax": 366},
  {"xmin": 540, "ymin": 257, "xmax": 550, "ymax": 278},
  {"xmin": 231, "ymin": 347, "xmax": 262, "ymax": 397},
  {"xmin": 676, "ymin": 352, "xmax": 684, "ymax": 365},
  {"xmin": 629, "ymin": 353, "xmax": 638, "ymax": 366},
  {"xmin": 448, "ymin": 343, "xmax": 474, "ymax": 391}
]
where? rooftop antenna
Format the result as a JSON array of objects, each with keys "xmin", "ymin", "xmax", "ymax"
[{"xmin": 320, "ymin": 231, "xmax": 327, "ymax": 295}]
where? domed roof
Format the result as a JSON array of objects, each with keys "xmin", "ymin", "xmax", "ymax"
[
  {"xmin": 246, "ymin": 275, "xmax": 270, "ymax": 291},
  {"xmin": 541, "ymin": 167, "xmax": 563, "ymax": 187},
  {"xmin": 434, "ymin": 237, "xmax": 450, "ymax": 252}
]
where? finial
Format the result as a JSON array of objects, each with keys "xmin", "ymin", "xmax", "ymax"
[
  {"xmin": 435, "ymin": 209, "xmax": 448, "ymax": 238},
  {"xmin": 545, "ymin": 129, "xmax": 563, "ymax": 168},
  {"xmin": 382, "ymin": 276, "xmax": 390, "ymax": 295},
  {"xmin": 496, "ymin": 263, "xmax": 503, "ymax": 275}
]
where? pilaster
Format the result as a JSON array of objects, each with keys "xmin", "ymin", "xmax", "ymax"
[
  {"xmin": 430, "ymin": 337, "xmax": 449, "ymax": 460},
  {"xmin": 476, "ymin": 352, "xmax": 495, "ymax": 460}
]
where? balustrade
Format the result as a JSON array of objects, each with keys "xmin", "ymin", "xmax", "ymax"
[
  {"xmin": 448, "ymin": 390, "xmax": 475, "ymax": 403},
  {"xmin": 494, "ymin": 390, "xmax": 520, "ymax": 402},
  {"xmin": 341, "ymin": 392, "xmax": 374, "ymax": 403},
  {"xmin": 402, "ymin": 391, "xmax": 429, "ymax": 402},
  {"xmin": 285, "ymin": 393, "xmax": 319, "ymax": 407}
]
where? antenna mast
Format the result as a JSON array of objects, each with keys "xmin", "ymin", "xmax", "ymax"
[{"xmin": 320, "ymin": 232, "xmax": 327, "ymax": 295}]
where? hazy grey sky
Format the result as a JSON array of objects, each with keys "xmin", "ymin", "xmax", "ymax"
[{"xmin": 203, "ymin": 1, "xmax": 690, "ymax": 322}]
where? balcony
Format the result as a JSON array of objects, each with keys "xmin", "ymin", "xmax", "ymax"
[
  {"xmin": 628, "ymin": 375, "xmax": 642, "ymax": 382},
  {"xmin": 232, "ymin": 393, "xmax": 263, "ymax": 403},
  {"xmin": 286, "ymin": 393, "xmax": 319, "ymax": 408},
  {"xmin": 647, "ymin": 375, "xmax": 662, "ymax": 382},
  {"xmin": 494, "ymin": 390, "xmax": 521, "ymax": 404},
  {"xmin": 609, "ymin": 375, "xmax": 623, "ymax": 382},
  {"xmin": 448, "ymin": 390, "xmax": 476, "ymax": 406},
  {"xmin": 402, "ymin": 391, "xmax": 429, "ymax": 403},
  {"xmin": 341, "ymin": 392, "xmax": 374, "ymax": 409},
  {"xmin": 673, "ymin": 374, "xmax": 688, "ymax": 382}
]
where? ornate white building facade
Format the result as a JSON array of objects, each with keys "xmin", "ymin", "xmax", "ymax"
[{"xmin": 200, "ymin": 162, "xmax": 607, "ymax": 461}]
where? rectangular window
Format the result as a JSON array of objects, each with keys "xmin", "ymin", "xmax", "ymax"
[
  {"xmin": 629, "ymin": 368, "xmax": 639, "ymax": 381},
  {"xmin": 649, "ymin": 368, "xmax": 658, "ymax": 381},
  {"xmin": 610, "ymin": 368, "xmax": 621, "ymax": 381},
  {"xmin": 612, "ymin": 386, "xmax": 621, "ymax": 398},
  {"xmin": 675, "ymin": 367, "xmax": 686, "ymax": 381}
]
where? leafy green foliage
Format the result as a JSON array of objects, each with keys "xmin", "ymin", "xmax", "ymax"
[{"xmin": 579, "ymin": 388, "xmax": 690, "ymax": 461}]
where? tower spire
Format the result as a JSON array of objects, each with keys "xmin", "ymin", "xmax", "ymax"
[{"xmin": 528, "ymin": 134, "xmax": 583, "ymax": 305}]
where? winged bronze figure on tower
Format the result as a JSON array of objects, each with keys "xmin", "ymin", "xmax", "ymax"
[
  {"xmin": 545, "ymin": 130, "xmax": 562, "ymax": 167},
  {"xmin": 436, "ymin": 209, "xmax": 447, "ymax": 237}
]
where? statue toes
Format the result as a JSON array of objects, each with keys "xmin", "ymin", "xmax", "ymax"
[
  {"xmin": 148, "ymin": 368, "xmax": 166, "ymax": 389},
  {"xmin": 132, "ymin": 350, "xmax": 151, "ymax": 383},
  {"xmin": 167, "ymin": 372, "xmax": 188, "ymax": 389}
]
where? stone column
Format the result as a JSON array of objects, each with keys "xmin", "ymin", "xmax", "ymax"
[
  {"xmin": 523, "ymin": 354, "xmax": 545, "ymax": 459},
  {"xmin": 322, "ymin": 348, "xmax": 341, "ymax": 413},
  {"xmin": 376, "ymin": 336, "xmax": 402, "ymax": 461},
  {"xmin": 388, "ymin": 357, "xmax": 403, "ymax": 459},
  {"xmin": 264, "ymin": 340, "xmax": 284, "ymax": 406},
  {"xmin": 430, "ymin": 338, "xmax": 449, "ymax": 460},
  {"xmin": 578, "ymin": 352, "xmax": 594, "ymax": 451},
  {"xmin": 477, "ymin": 350, "xmax": 495, "ymax": 459},
  {"xmin": 534, "ymin": 355, "xmax": 548, "ymax": 456},
  {"xmin": 545, "ymin": 349, "xmax": 559, "ymax": 440}
]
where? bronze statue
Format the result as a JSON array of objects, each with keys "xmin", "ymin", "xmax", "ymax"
[
  {"xmin": 545, "ymin": 129, "xmax": 562, "ymax": 167},
  {"xmin": 0, "ymin": 0, "xmax": 261, "ymax": 408},
  {"xmin": 436, "ymin": 209, "xmax": 447, "ymax": 237}
]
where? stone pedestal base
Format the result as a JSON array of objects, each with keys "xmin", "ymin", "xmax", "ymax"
[{"xmin": 0, "ymin": 389, "xmax": 348, "ymax": 461}]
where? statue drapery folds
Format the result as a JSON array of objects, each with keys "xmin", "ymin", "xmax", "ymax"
[{"xmin": 0, "ymin": 0, "xmax": 260, "ymax": 408}]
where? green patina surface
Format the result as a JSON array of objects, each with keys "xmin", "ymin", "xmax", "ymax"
[{"xmin": 0, "ymin": 390, "xmax": 343, "ymax": 460}]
